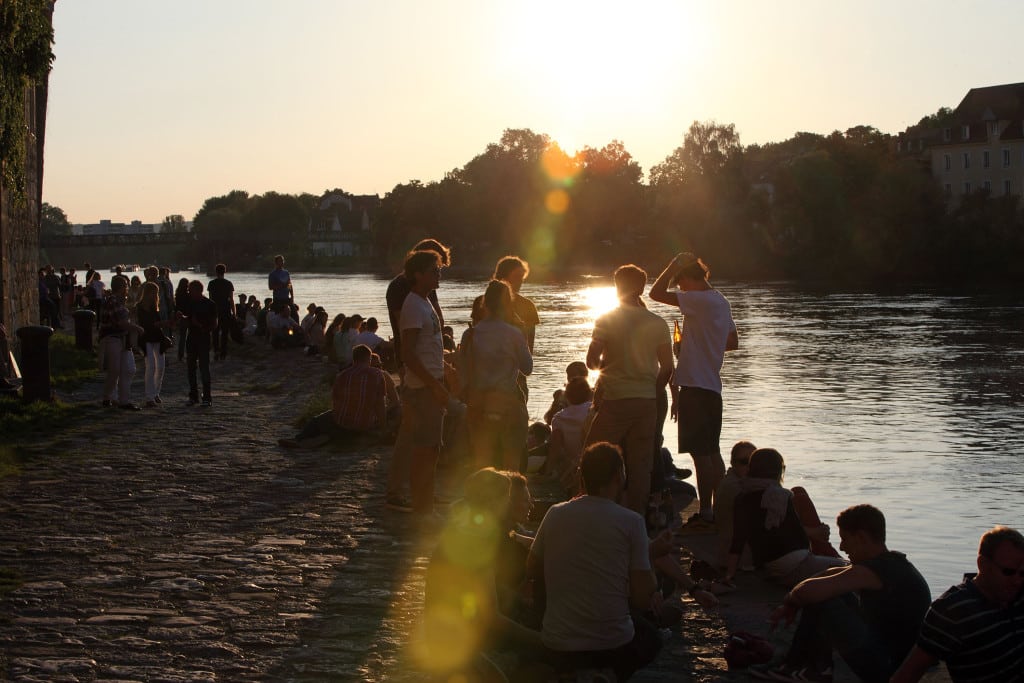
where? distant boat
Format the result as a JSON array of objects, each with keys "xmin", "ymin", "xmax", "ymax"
[{"xmin": 109, "ymin": 264, "xmax": 142, "ymax": 273}]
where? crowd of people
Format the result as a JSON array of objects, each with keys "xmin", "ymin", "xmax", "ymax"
[{"xmin": 34, "ymin": 243, "xmax": 1022, "ymax": 682}]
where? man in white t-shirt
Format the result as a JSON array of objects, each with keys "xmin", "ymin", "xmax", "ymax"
[
  {"xmin": 385, "ymin": 250, "xmax": 449, "ymax": 520},
  {"xmin": 527, "ymin": 442, "xmax": 663, "ymax": 680},
  {"xmin": 650, "ymin": 253, "xmax": 738, "ymax": 530}
]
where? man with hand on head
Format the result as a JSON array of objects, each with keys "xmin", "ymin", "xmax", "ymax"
[{"xmin": 650, "ymin": 252, "xmax": 738, "ymax": 531}]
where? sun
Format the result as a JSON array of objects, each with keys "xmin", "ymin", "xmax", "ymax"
[
  {"xmin": 583, "ymin": 284, "xmax": 619, "ymax": 319},
  {"xmin": 493, "ymin": 1, "xmax": 707, "ymax": 138}
]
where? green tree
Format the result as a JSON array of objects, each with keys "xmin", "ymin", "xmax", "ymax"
[
  {"xmin": 571, "ymin": 141, "xmax": 644, "ymax": 264},
  {"xmin": 649, "ymin": 120, "xmax": 741, "ymax": 187},
  {"xmin": 191, "ymin": 190, "xmax": 251, "ymax": 263},
  {"xmin": 161, "ymin": 214, "xmax": 187, "ymax": 233},
  {"xmin": 0, "ymin": 0, "xmax": 54, "ymax": 203},
  {"xmin": 241, "ymin": 191, "xmax": 309, "ymax": 256},
  {"xmin": 40, "ymin": 201, "xmax": 70, "ymax": 237}
]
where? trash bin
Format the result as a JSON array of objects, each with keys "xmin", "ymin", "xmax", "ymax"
[
  {"xmin": 15, "ymin": 325, "xmax": 53, "ymax": 402},
  {"xmin": 73, "ymin": 308, "xmax": 96, "ymax": 351}
]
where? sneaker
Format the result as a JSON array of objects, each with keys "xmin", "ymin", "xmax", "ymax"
[
  {"xmin": 201, "ymin": 399, "xmax": 212, "ymax": 407},
  {"xmin": 676, "ymin": 513, "xmax": 716, "ymax": 535},
  {"xmin": 187, "ymin": 398, "xmax": 199, "ymax": 406},
  {"xmin": 749, "ymin": 663, "xmax": 798, "ymax": 681},
  {"xmin": 118, "ymin": 403, "xmax": 141, "ymax": 411},
  {"xmin": 574, "ymin": 667, "xmax": 615, "ymax": 683},
  {"xmin": 789, "ymin": 668, "xmax": 833, "ymax": 683},
  {"xmin": 101, "ymin": 399, "xmax": 113, "ymax": 407},
  {"xmin": 153, "ymin": 396, "xmax": 162, "ymax": 404},
  {"xmin": 144, "ymin": 400, "xmax": 158, "ymax": 409},
  {"xmin": 385, "ymin": 497, "xmax": 414, "ymax": 513}
]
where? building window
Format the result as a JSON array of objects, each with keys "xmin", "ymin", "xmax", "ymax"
[
  {"xmin": 964, "ymin": 182, "xmax": 971, "ymax": 194},
  {"xmin": 963, "ymin": 152, "xmax": 970, "ymax": 169},
  {"xmin": 944, "ymin": 154, "xmax": 951, "ymax": 171},
  {"xmin": 962, "ymin": 124, "xmax": 970, "ymax": 140},
  {"xmin": 990, "ymin": 122, "xmax": 999, "ymax": 137},
  {"xmin": 983, "ymin": 180, "xmax": 991, "ymax": 192},
  {"xmin": 1004, "ymin": 149, "xmax": 1012, "ymax": 167},
  {"xmin": 944, "ymin": 183, "xmax": 952, "ymax": 197},
  {"xmin": 943, "ymin": 128, "xmax": 951, "ymax": 142},
  {"xmin": 1005, "ymin": 179, "xmax": 1013, "ymax": 196},
  {"xmin": 983, "ymin": 150, "xmax": 990, "ymax": 168}
]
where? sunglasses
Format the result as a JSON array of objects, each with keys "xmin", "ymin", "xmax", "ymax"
[{"xmin": 993, "ymin": 563, "xmax": 1024, "ymax": 578}]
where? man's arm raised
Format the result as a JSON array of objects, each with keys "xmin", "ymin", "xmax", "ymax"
[{"xmin": 650, "ymin": 254, "xmax": 687, "ymax": 306}]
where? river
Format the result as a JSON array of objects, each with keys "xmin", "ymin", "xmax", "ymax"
[{"xmin": 197, "ymin": 270, "xmax": 1023, "ymax": 597}]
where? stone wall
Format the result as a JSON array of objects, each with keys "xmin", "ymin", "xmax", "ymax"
[{"xmin": 0, "ymin": 81, "xmax": 48, "ymax": 348}]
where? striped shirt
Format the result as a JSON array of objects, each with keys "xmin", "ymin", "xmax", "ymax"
[
  {"xmin": 918, "ymin": 578, "xmax": 1024, "ymax": 683},
  {"xmin": 332, "ymin": 364, "xmax": 386, "ymax": 432}
]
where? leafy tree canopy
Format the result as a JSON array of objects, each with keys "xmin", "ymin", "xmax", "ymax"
[{"xmin": 40, "ymin": 202, "xmax": 70, "ymax": 237}]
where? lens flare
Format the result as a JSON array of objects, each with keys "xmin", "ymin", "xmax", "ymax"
[
  {"xmin": 541, "ymin": 145, "xmax": 577, "ymax": 183},
  {"xmin": 545, "ymin": 189, "xmax": 570, "ymax": 215}
]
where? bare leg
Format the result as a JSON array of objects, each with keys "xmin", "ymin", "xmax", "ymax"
[{"xmin": 691, "ymin": 452, "xmax": 725, "ymax": 519}]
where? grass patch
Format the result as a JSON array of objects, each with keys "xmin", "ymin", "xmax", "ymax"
[
  {"xmin": 0, "ymin": 445, "xmax": 25, "ymax": 479},
  {"xmin": 0, "ymin": 398, "xmax": 86, "ymax": 446},
  {"xmin": 294, "ymin": 379, "xmax": 332, "ymax": 427},
  {"xmin": 48, "ymin": 333, "xmax": 100, "ymax": 390},
  {"xmin": 246, "ymin": 380, "xmax": 284, "ymax": 395}
]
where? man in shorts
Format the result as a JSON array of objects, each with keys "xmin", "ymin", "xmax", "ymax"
[
  {"xmin": 385, "ymin": 249, "xmax": 450, "ymax": 522},
  {"xmin": 650, "ymin": 252, "xmax": 738, "ymax": 529}
]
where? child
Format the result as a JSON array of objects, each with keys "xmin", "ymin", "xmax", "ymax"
[{"xmin": 543, "ymin": 360, "xmax": 589, "ymax": 423}]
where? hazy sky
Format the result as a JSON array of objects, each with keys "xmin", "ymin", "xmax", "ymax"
[{"xmin": 44, "ymin": 0, "xmax": 1023, "ymax": 224}]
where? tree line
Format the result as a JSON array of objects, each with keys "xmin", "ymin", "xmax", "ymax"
[{"xmin": 46, "ymin": 120, "xmax": 1024, "ymax": 283}]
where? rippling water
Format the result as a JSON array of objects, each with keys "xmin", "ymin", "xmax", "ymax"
[{"xmin": 216, "ymin": 271, "xmax": 1023, "ymax": 595}]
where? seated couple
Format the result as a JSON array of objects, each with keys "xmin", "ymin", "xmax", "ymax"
[
  {"xmin": 278, "ymin": 344, "xmax": 400, "ymax": 449},
  {"xmin": 719, "ymin": 445, "xmax": 845, "ymax": 589}
]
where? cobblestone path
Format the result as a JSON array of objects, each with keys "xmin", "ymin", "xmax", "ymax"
[{"xmin": 0, "ymin": 343, "xmax": 728, "ymax": 682}]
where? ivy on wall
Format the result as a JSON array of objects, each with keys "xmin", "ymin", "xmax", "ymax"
[{"xmin": 0, "ymin": 0, "xmax": 55, "ymax": 204}]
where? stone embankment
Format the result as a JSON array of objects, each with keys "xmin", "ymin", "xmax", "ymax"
[{"xmin": 0, "ymin": 341, "xmax": 732, "ymax": 682}]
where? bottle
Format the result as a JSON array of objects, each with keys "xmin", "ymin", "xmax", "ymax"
[{"xmin": 673, "ymin": 320, "xmax": 681, "ymax": 355}]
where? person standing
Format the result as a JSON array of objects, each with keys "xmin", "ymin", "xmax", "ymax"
[
  {"xmin": 650, "ymin": 252, "xmax": 738, "ymax": 530},
  {"xmin": 207, "ymin": 263, "xmax": 235, "ymax": 361},
  {"xmin": 385, "ymin": 239, "xmax": 450, "ymax": 374},
  {"xmin": 43, "ymin": 265, "xmax": 63, "ymax": 328},
  {"xmin": 173, "ymin": 277, "xmax": 190, "ymax": 361},
  {"xmin": 385, "ymin": 250, "xmax": 449, "ymax": 520},
  {"xmin": 98, "ymin": 276, "xmax": 144, "ymax": 410},
  {"xmin": 494, "ymin": 255, "xmax": 540, "ymax": 404},
  {"xmin": 157, "ymin": 266, "xmax": 176, "ymax": 328},
  {"xmin": 585, "ymin": 264, "xmax": 674, "ymax": 516},
  {"xmin": 460, "ymin": 279, "xmax": 533, "ymax": 472},
  {"xmin": 492, "ymin": 255, "xmax": 540, "ymax": 352},
  {"xmin": 268, "ymin": 254, "xmax": 292, "ymax": 308},
  {"xmin": 136, "ymin": 281, "xmax": 172, "ymax": 408},
  {"xmin": 179, "ymin": 280, "xmax": 218, "ymax": 407}
]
